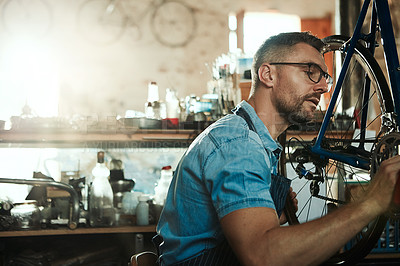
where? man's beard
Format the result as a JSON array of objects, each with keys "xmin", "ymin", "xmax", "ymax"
[{"xmin": 275, "ymin": 92, "xmax": 320, "ymax": 124}]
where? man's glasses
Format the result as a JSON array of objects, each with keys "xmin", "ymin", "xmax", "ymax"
[{"xmin": 269, "ymin": 62, "xmax": 333, "ymax": 91}]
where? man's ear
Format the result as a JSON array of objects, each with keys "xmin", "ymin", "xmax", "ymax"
[{"xmin": 258, "ymin": 63, "xmax": 275, "ymax": 87}]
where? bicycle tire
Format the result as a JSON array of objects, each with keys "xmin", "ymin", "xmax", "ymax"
[
  {"xmin": 77, "ymin": 0, "xmax": 127, "ymax": 45},
  {"xmin": 150, "ymin": 0, "xmax": 197, "ymax": 47},
  {"xmin": 1, "ymin": 0, "xmax": 52, "ymax": 39},
  {"xmin": 285, "ymin": 35, "xmax": 394, "ymax": 265}
]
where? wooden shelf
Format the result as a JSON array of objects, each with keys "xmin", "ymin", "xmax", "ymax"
[
  {"xmin": 0, "ymin": 129, "xmax": 199, "ymax": 148},
  {"xmin": 0, "ymin": 129, "xmax": 196, "ymax": 142},
  {"xmin": 0, "ymin": 225, "xmax": 156, "ymax": 237},
  {"xmin": 366, "ymin": 253, "xmax": 400, "ymax": 259}
]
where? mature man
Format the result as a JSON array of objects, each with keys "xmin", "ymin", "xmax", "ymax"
[{"xmin": 156, "ymin": 32, "xmax": 400, "ymax": 265}]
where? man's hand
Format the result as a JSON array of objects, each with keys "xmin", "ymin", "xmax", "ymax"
[
  {"xmin": 279, "ymin": 187, "xmax": 298, "ymax": 225},
  {"xmin": 361, "ymin": 155, "xmax": 400, "ymax": 216},
  {"xmin": 220, "ymin": 157, "xmax": 400, "ymax": 266}
]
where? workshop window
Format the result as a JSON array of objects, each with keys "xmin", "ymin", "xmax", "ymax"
[{"xmin": 233, "ymin": 11, "xmax": 301, "ymax": 57}]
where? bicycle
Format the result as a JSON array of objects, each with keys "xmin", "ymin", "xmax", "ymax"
[
  {"xmin": 282, "ymin": 0, "xmax": 400, "ymax": 264},
  {"xmin": 77, "ymin": 0, "xmax": 196, "ymax": 47}
]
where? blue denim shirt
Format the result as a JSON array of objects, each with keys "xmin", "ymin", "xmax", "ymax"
[{"xmin": 156, "ymin": 101, "xmax": 282, "ymax": 265}]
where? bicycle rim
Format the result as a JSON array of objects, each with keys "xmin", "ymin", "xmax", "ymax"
[
  {"xmin": 77, "ymin": 0, "xmax": 127, "ymax": 45},
  {"xmin": 286, "ymin": 35, "xmax": 393, "ymax": 265},
  {"xmin": 150, "ymin": 0, "xmax": 196, "ymax": 47}
]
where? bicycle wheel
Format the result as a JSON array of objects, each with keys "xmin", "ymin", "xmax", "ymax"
[
  {"xmin": 1, "ymin": 0, "xmax": 52, "ymax": 39},
  {"xmin": 150, "ymin": 0, "xmax": 196, "ymax": 47},
  {"xmin": 77, "ymin": 0, "xmax": 127, "ymax": 45},
  {"xmin": 285, "ymin": 35, "xmax": 394, "ymax": 265}
]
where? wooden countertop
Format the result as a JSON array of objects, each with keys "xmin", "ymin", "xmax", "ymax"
[
  {"xmin": 0, "ymin": 129, "xmax": 199, "ymax": 148},
  {"xmin": 0, "ymin": 225, "xmax": 156, "ymax": 237}
]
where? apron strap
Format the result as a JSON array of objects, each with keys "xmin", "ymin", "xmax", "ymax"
[{"xmin": 233, "ymin": 107, "xmax": 291, "ymax": 216}]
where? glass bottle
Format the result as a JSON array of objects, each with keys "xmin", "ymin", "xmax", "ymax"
[
  {"xmin": 89, "ymin": 151, "xmax": 115, "ymax": 227},
  {"xmin": 145, "ymin": 81, "xmax": 161, "ymax": 119},
  {"xmin": 165, "ymin": 88, "xmax": 180, "ymax": 119}
]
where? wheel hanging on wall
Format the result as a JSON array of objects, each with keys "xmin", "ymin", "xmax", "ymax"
[
  {"xmin": 150, "ymin": 0, "xmax": 197, "ymax": 48},
  {"xmin": 77, "ymin": 0, "xmax": 127, "ymax": 45},
  {"xmin": 1, "ymin": 0, "xmax": 52, "ymax": 39}
]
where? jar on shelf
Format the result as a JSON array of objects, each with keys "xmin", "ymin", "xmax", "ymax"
[
  {"xmin": 136, "ymin": 195, "xmax": 150, "ymax": 226},
  {"xmin": 10, "ymin": 200, "xmax": 41, "ymax": 229},
  {"xmin": 154, "ymin": 166, "xmax": 173, "ymax": 206}
]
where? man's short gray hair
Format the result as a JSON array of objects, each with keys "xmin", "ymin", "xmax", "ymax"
[{"xmin": 251, "ymin": 32, "xmax": 326, "ymax": 91}]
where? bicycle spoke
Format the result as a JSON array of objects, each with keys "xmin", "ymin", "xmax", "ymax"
[{"xmin": 298, "ymin": 194, "xmax": 313, "ymax": 218}]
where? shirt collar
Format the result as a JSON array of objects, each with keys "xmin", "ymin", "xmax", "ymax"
[{"xmin": 234, "ymin": 100, "xmax": 282, "ymax": 156}]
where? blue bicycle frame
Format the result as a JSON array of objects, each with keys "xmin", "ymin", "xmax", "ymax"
[{"xmin": 311, "ymin": 0, "xmax": 400, "ymax": 170}]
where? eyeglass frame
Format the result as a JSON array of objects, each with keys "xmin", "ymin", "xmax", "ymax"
[{"xmin": 268, "ymin": 62, "xmax": 333, "ymax": 90}]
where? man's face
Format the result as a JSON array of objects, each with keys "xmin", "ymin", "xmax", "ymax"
[{"xmin": 271, "ymin": 43, "xmax": 329, "ymax": 124}]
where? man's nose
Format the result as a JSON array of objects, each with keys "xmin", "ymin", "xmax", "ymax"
[{"xmin": 314, "ymin": 78, "xmax": 330, "ymax": 94}]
